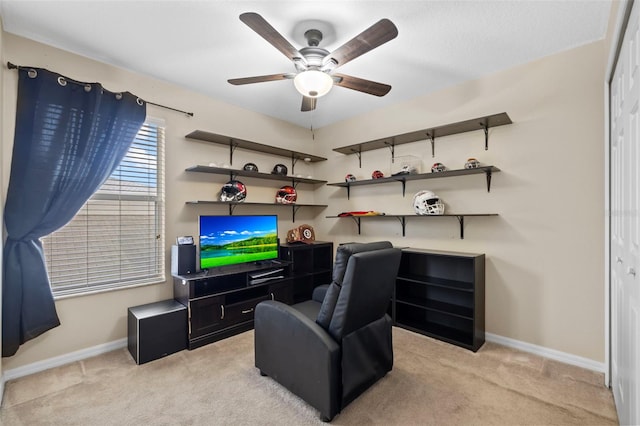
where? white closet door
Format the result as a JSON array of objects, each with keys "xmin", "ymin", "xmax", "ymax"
[{"xmin": 611, "ymin": 1, "xmax": 640, "ymax": 424}]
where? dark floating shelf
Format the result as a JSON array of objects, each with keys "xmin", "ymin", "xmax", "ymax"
[
  {"xmin": 186, "ymin": 130, "xmax": 326, "ymax": 171},
  {"xmin": 332, "ymin": 112, "xmax": 511, "ymax": 164},
  {"xmin": 186, "ymin": 165, "xmax": 327, "ymax": 185},
  {"xmin": 186, "ymin": 200, "xmax": 328, "ymax": 222},
  {"xmin": 326, "ymin": 213, "xmax": 499, "ymax": 239},
  {"xmin": 327, "ymin": 166, "xmax": 500, "ymax": 196}
]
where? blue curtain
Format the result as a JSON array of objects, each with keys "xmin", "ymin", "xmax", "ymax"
[{"xmin": 2, "ymin": 67, "xmax": 146, "ymax": 356}]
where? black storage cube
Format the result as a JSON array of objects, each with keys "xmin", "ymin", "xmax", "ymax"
[{"xmin": 128, "ymin": 299, "xmax": 187, "ymax": 365}]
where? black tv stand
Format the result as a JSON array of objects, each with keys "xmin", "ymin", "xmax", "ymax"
[
  {"xmin": 251, "ymin": 259, "xmax": 283, "ymax": 269},
  {"xmin": 173, "ymin": 241, "xmax": 333, "ymax": 350},
  {"xmin": 174, "ymin": 262, "xmax": 292, "ymax": 349}
]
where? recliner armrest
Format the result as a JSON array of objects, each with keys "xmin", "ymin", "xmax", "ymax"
[
  {"xmin": 255, "ymin": 300, "xmax": 340, "ymax": 363},
  {"xmin": 254, "ymin": 300, "xmax": 341, "ymax": 421},
  {"xmin": 312, "ymin": 284, "xmax": 330, "ymax": 302}
]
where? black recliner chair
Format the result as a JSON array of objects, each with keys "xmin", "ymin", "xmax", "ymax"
[{"xmin": 254, "ymin": 241, "xmax": 402, "ymax": 421}]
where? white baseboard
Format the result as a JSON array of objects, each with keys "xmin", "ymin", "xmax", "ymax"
[
  {"xmin": 2, "ymin": 333, "xmax": 605, "ymax": 387},
  {"xmin": 485, "ymin": 332, "xmax": 605, "ymax": 373},
  {"xmin": 2, "ymin": 338, "xmax": 127, "ymax": 382}
]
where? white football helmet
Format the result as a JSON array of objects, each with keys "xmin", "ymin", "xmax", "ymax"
[{"xmin": 413, "ymin": 190, "xmax": 445, "ymax": 215}]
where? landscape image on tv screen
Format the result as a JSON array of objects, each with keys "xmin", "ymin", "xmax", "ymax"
[{"xmin": 199, "ymin": 215, "xmax": 278, "ymax": 269}]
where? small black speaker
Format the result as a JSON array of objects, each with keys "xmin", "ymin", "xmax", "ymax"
[
  {"xmin": 128, "ymin": 299, "xmax": 187, "ymax": 365},
  {"xmin": 171, "ymin": 244, "xmax": 196, "ymax": 275}
]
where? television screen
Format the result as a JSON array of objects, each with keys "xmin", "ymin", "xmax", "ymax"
[{"xmin": 199, "ymin": 215, "xmax": 278, "ymax": 270}]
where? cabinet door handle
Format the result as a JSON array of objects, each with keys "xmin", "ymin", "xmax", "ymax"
[
  {"xmin": 627, "ymin": 267, "xmax": 636, "ymax": 277},
  {"xmin": 270, "ymin": 292, "xmax": 275, "ymax": 300},
  {"xmin": 220, "ymin": 305, "xmax": 225, "ymax": 320},
  {"xmin": 242, "ymin": 308, "xmax": 254, "ymax": 314}
]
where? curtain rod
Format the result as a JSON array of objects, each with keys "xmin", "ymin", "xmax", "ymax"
[{"xmin": 7, "ymin": 62, "xmax": 194, "ymax": 117}]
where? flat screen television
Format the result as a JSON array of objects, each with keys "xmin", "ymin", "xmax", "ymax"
[{"xmin": 198, "ymin": 215, "xmax": 279, "ymax": 270}]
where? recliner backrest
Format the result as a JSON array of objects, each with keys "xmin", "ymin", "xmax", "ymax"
[
  {"xmin": 331, "ymin": 241, "xmax": 393, "ymax": 286},
  {"xmin": 316, "ymin": 241, "xmax": 394, "ymax": 330},
  {"xmin": 327, "ymin": 247, "xmax": 402, "ymax": 341}
]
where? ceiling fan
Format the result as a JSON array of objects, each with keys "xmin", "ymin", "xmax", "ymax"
[{"xmin": 228, "ymin": 12, "xmax": 398, "ymax": 112}]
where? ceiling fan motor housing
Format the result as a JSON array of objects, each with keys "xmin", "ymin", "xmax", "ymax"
[{"xmin": 304, "ymin": 29, "xmax": 323, "ymax": 46}]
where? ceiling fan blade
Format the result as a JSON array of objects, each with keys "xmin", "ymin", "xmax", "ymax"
[
  {"xmin": 228, "ymin": 73, "xmax": 294, "ymax": 85},
  {"xmin": 301, "ymin": 96, "xmax": 317, "ymax": 112},
  {"xmin": 324, "ymin": 19, "xmax": 398, "ymax": 69},
  {"xmin": 333, "ymin": 73, "xmax": 391, "ymax": 97},
  {"xmin": 240, "ymin": 12, "xmax": 307, "ymax": 66}
]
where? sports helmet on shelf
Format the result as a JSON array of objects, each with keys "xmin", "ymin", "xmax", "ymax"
[
  {"xmin": 431, "ymin": 162, "xmax": 446, "ymax": 173},
  {"xmin": 413, "ymin": 190, "xmax": 445, "ymax": 215},
  {"xmin": 345, "ymin": 174, "xmax": 357, "ymax": 182},
  {"xmin": 400, "ymin": 164, "xmax": 418, "ymax": 174},
  {"xmin": 464, "ymin": 158, "xmax": 480, "ymax": 169},
  {"xmin": 276, "ymin": 185, "xmax": 297, "ymax": 204},
  {"xmin": 219, "ymin": 180, "xmax": 247, "ymax": 202},
  {"xmin": 371, "ymin": 170, "xmax": 385, "ymax": 179},
  {"xmin": 243, "ymin": 162, "xmax": 259, "ymax": 172},
  {"xmin": 271, "ymin": 163, "xmax": 288, "ymax": 176}
]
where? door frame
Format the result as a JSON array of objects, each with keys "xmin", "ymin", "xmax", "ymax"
[{"xmin": 606, "ymin": 0, "xmax": 635, "ymax": 388}]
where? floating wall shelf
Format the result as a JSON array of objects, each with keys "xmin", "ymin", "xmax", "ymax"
[
  {"xmin": 326, "ymin": 213, "xmax": 499, "ymax": 239},
  {"xmin": 332, "ymin": 112, "xmax": 512, "ymax": 166},
  {"xmin": 327, "ymin": 166, "xmax": 500, "ymax": 197},
  {"xmin": 187, "ymin": 200, "xmax": 327, "ymax": 222},
  {"xmin": 186, "ymin": 165, "xmax": 327, "ymax": 186},
  {"xmin": 186, "ymin": 130, "xmax": 326, "ymax": 173}
]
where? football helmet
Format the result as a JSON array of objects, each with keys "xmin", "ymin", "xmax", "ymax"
[
  {"xmin": 271, "ymin": 163, "xmax": 288, "ymax": 176},
  {"xmin": 219, "ymin": 180, "xmax": 247, "ymax": 202},
  {"xmin": 431, "ymin": 162, "xmax": 446, "ymax": 173},
  {"xmin": 464, "ymin": 158, "xmax": 480, "ymax": 169},
  {"xmin": 345, "ymin": 174, "xmax": 357, "ymax": 182},
  {"xmin": 413, "ymin": 190, "xmax": 445, "ymax": 215},
  {"xmin": 243, "ymin": 162, "xmax": 259, "ymax": 172},
  {"xmin": 400, "ymin": 164, "xmax": 418, "ymax": 174},
  {"xmin": 371, "ymin": 170, "xmax": 385, "ymax": 179},
  {"xmin": 276, "ymin": 185, "xmax": 297, "ymax": 204}
]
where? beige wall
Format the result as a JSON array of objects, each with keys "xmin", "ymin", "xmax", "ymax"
[
  {"xmin": 0, "ymin": 28, "xmax": 608, "ymax": 370},
  {"xmin": 314, "ymin": 40, "xmax": 606, "ymax": 362}
]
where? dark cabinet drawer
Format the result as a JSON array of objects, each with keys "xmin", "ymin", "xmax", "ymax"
[{"xmin": 222, "ymin": 295, "xmax": 270, "ymax": 324}]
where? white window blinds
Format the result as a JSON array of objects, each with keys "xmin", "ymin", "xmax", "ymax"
[{"xmin": 43, "ymin": 120, "xmax": 165, "ymax": 297}]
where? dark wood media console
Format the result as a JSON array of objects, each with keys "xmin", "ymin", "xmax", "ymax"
[{"xmin": 173, "ymin": 241, "xmax": 333, "ymax": 349}]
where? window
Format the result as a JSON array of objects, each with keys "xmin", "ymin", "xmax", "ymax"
[{"xmin": 42, "ymin": 120, "xmax": 165, "ymax": 297}]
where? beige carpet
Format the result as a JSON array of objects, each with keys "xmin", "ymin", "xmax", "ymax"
[{"xmin": 0, "ymin": 327, "xmax": 617, "ymax": 425}]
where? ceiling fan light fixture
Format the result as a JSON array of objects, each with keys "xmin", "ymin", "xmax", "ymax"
[{"xmin": 294, "ymin": 70, "xmax": 333, "ymax": 98}]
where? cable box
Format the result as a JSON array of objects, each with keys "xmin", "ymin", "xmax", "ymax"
[{"xmin": 248, "ymin": 268, "xmax": 284, "ymax": 280}]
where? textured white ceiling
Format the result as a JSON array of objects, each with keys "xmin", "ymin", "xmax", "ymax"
[{"xmin": 0, "ymin": 0, "xmax": 612, "ymax": 129}]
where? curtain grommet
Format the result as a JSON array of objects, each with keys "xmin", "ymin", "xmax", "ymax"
[
  {"xmin": 27, "ymin": 69, "xmax": 37, "ymax": 79},
  {"xmin": 57, "ymin": 77, "xmax": 67, "ymax": 86},
  {"xmin": 136, "ymin": 98, "xmax": 144, "ymax": 106},
  {"xmin": 84, "ymin": 84, "xmax": 92, "ymax": 92}
]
